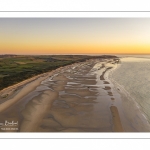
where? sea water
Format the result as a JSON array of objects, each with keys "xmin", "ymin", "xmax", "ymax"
[{"xmin": 111, "ymin": 56, "xmax": 150, "ymax": 123}]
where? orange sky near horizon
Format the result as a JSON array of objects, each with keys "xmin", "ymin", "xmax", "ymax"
[
  {"xmin": 1, "ymin": 43, "xmax": 150, "ymax": 55},
  {"xmin": 0, "ymin": 18, "xmax": 150, "ymax": 55}
]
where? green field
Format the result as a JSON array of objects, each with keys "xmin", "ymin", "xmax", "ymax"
[
  {"xmin": 0, "ymin": 55, "xmax": 91, "ymax": 90},
  {"xmin": 0, "ymin": 55, "xmax": 118, "ymax": 90}
]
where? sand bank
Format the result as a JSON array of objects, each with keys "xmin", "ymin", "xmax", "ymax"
[
  {"xmin": 110, "ymin": 106, "xmax": 124, "ymax": 132},
  {"xmin": 1, "ymin": 58, "xmax": 150, "ymax": 132},
  {"xmin": 0, "ymin": 72, "xmax": 53, "ymax": 113},
  {"xmin": 20, "ymin": 90, "xmax": 58, "ymax": 132}
]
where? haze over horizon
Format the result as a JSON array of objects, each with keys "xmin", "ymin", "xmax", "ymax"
[{"xmin": 0, "ymin": 18, "xmax": 150, "ymax": 55}]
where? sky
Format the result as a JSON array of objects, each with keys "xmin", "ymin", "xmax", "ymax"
[{"xmin": 0, "ymin": 18, "xmax": 150, "ymax": 55}]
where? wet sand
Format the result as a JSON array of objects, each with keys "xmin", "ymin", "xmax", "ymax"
[
  {"xmin": 110, "ymin": 106, "xmax": 124, "ymax": 132},
  {"xmin": 0, "ymin": 72, "xmax": 53, "ymax": 112},
  {"xmin": 0, "ymin": 58, "xmax": 150, "ymax": 132}
]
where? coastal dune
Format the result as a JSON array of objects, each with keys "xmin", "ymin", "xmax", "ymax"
[{"xmin": 0, "ymin": 73, "xmax": 52, "ymax": 113}]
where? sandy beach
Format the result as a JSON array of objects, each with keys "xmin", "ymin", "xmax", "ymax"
[{"xmin": 0, "ymin": 57, "xmax": 150, "ymax": 132}]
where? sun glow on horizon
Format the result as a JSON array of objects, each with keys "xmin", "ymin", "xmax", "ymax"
[{"xmin": 0, "ymin": 18, "xmax": 150, "ymax": 54}]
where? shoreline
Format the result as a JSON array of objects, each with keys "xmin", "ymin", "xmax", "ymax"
[
  {"xmin": 0, "ymin": 62, "xmax": 76, "ymax": 100},
  {"xmin": 0, "ymin": 72, "xmax": 54, "ymax": 113},
  {"xmin": 1, "ymin": 57, "xmax": 150, "ymax": 132},
  {"xmin": 0, "ymin": 62, "xmax": 83, "ymax": 113},
  {"xmin": 108, "ymin": 58, "xmax": 150, "ymax": 131}
]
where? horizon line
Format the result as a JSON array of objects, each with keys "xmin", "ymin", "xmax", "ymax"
[{"xmin": 1, "ymin": 53, "xmax": 150, "ymax": 55}]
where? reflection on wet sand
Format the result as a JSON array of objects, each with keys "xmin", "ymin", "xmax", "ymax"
[
  {"xmin": 110, "ymin": 106, "xmax": 124, "ymax": 132},
  {"xmin": 0, "ymin": 58, "xmax": 150, "ymax": 132}
]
